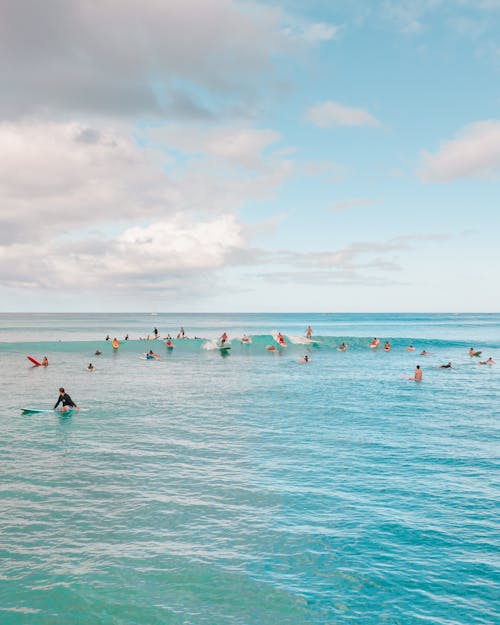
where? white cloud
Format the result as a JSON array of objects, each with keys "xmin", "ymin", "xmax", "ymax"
[
  {"xmin": 306, "ymin": 101, "xmax": 381, "ymax": 128},
  {"xmin": 301, "ymin": 22, "xmax": 339, "ymax": 43},
  {"xmin": 420, "ymin": 120, "xmax": 500, "ymax": 181},
  {"xmin": 148, "ymin": 125, "xmax": 280, "ymax": 168},
  {"xmin": 330, "ymin": 198, "xmax": 375, "ymax": 212}
]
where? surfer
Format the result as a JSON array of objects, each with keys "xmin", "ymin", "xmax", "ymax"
[
  {"xmin": 125, "ymin": 334, "xmax": 129, "ymax": 341},
  {"xmin": 241, "ymin": 334, "xmax": 251, "ymax": 343},
  {"xmin": 406, "ymin": 345, "xmax": 415, "ymax": 351},
  {"xmin": 146, "ymin": 350, "xmax": 160, "ymax": 360},
  {"xmin": 384, "ymin": 341, "xmax": 391, "ymax": 351},
  {"xmin": 105, "ymin": 335, "xmax": 110, "ymax": 341},
  {"xmin": 469, "ymin": 347, "xmax": 481, "ymax": 357},
  {"xmin": 298, "ymin": 355, "xmax": 310, "ymax": 363},
  {"xmin": 153, "ymin": 327, "xmax": 159, "ymax": 338},
  {"xmin": 370, "ymin": 338, "xmax": 379, "ymax": 348},
  {"xmin": 305, "ymin": 326, "xmax": 312, "ymax": 339},
  {"xmin": 420, "ymin": 350, "xmax": 429, "ymax": 356},
  {"xmin": 219, "ymin": 332, "xmax": 228, "ymax": 347},
  {"xmin": 338, "ymin": 342, "xmax": 347, "ymax": 351},
  {"xmin": 439, "ymin": 362, "xmax": 453, "ymax": 369},
  {"xmin": 95, "ymin": 350, "xmax": 102, "ymax": 356},
  {"xmin": 408, "ymin": 365, "xmax": 422, "ymax": 381},
  {"xmin": 479, "ymin": 357, "xmax": 495, "ymax": 365},
  {"xmin": 53, "ymin": 387, "xmax": 79, "ymax": 413},
  {"xmin": 177, "ymin": 327, "xmax": 185, "ymax": 339},
  {"xmin": 41, "ymin": 356, "xmax": 49, "ymax": 366},
  {"xmin": 277, "ymin": 332, "xmax": 286, "ymax": 345},
  {"xmin": 86, "ymin": 363, "xmax": 95, "ymax": 371}
]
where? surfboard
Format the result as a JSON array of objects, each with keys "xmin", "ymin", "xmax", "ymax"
[
  {"xmin": 27, "ymin": 356, "xmax": 42, "ymax": 366},
  {"xmin": 219, "ymin": 346, "xmax": 231, "ymax": 351},
  {"xmin": 21, "ymin": 408, "xmax": 53, "ymax": 414}
]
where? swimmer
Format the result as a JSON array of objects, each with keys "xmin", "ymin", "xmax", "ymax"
[
  {"xmin": 469, "ymin": 347, "xmax": 482, "ymax": 357},
  {"xmin": 86, "ymin": 363, "xmax": 95, "ymax": 371},
  {"xmin": 241, "ymin": 334, "xmax": 251, "ymax": 344},
  {"xmin": 146, "ymin": 349, "xmax": 160, "ymax": 360},
  {"xmin": 305, "ymin": 326, "xmax": 312, "ymax": 339},
  {"xmin": 408, "ymin": 365, "xmax": 422, "ymax": 381},
  {"xmin": 479, "ymin": 357, "xmax": 495, "ymax": 365},
  {"xmin": 298, "ymin": 355, "xmax": 310, "ymax": 363},
  {"xmin": 95, "ymin": 350, "xmax": 102, "ymax": 356},
  {"xmin": 338, "ymin": 342, "xmax": 347, "ymax": 351},
  {"xmin": 439, "ymin": 362, "xmax": 453, "ymax": 369},
  {"xmin": 53, "ymin": 387, "xmax": 79, "ymax": 413},
  {"xmin": 420, "ymin": 350, "xmax": 429, "ymax": 356},
  {"xmin": 384, "ymin": 341, "xmax": 391, "ymax": 351},
  {"xmin": 406, "ymin": 345, "xmax": 415, "ymax": 351},
  {"xmin": 370, "ymin": 338, "xmax": 379, "ymax": 348},
  {"xmin": 41, "ymin": 356, "xmax": 49, "ymax": 366}
]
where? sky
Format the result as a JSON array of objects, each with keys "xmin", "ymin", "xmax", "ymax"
[{"xmin": 0, "ymin": 0, "xmax": 499, "ymax": 312}]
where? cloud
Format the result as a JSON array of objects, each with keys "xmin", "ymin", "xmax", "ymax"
[
  {"xmin": 147, "ymin": 125, "xmax": 280, "ymax": 168},
  {"xmin": 420, "ymin": 120, "xmax": 500, "ymax": 181},
  {"xmin": 0, "ymin": 0, "xmax": 289, "ymax": 121},
  {"xmin": 0, "ymin": 215, "xmax": 244, "ymax": 292},
  {"xmin": 330, "ymin": 198, "xmax": 375, "ymax": 212},
  {"xmin": 301, "ymin": 22, "xmax": 339, "ymax": 43},
  {"xmin": 306, "ymin": 101, "xmax": 381, "ymax": 128}
]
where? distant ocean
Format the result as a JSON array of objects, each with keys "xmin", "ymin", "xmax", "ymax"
[{"xmin": 1, "ymin": 313, "xmax": 499, "ymax": 624}]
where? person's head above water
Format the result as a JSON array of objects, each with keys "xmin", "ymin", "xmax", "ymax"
[{"xmin": 59, "ymin": 387, "xmax": 65, "ymax": 393}]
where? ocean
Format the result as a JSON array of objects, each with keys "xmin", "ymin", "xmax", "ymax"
[{"xmin": 0, "ymin": 313, "xmax": 499, "ymax": 624}]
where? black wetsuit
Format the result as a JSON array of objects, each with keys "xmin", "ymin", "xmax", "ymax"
[{"xmin": 54, "ymin": 393, "xmax": 76, "ymax": 410}]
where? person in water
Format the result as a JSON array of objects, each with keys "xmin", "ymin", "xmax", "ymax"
[
  {"xmin": 86, "ymin": 363, "xmax": 95, "ymax": 371},
  {"xmin": 479, "ymin": 357, "xmax": 495, "ymax": 365},
  {"xmin": 469, "ymin": 347, "xmax": 481, "ymax": 357},
  {"xmin": 370, "ymin": 338, "xmax": 379, "ymax": 348},
  {"xmin": 95, "ymin": 350, "xmax": 102, "ymax": 356},
  {"xmin": 305, "ymin": 326, "xmax": 312, "ymax": 339},
  {"xmin": 41, "ymin": 356, "xmax": 49, "ymax": 366},
  {"xmin": 338, "ymin": 342, "xmax": 347, "ymax": 351},
  {"xmin": 409, "ymin": 365, "xmax": 422, "ymax": 381},
  {"xmin": 241, "ymin": 334, "xmax": 250, "ymax": 343},
  {"xmin": 384, "ymin": 341, "xmax": 391, "ymax": 351},
  {"xmin": 125, "ymin": 334, "xmax": 129, "ymax": 341},
  {"xmin": 146, "ymin": 349, "xmax": 160, "ymax": 360},
  {"xmin": 219, "ymin": 332, "xmax": 228, "ymax": 346},
  {"xmin": 277, "ymin": 332, "xmax": 286, "ymax": 345},
  {"xmin": 420, "ymin": 350, "xmax": 429, "ymax": 356},
  {"xmin": 439, "ymin": 362, "xmax": 453, "ymax": 369},
  {"xmin": 298, "ymin": 355, "xmax": 310, "ymax": 363},
  {"xmin": 105, "ymin": 335, "xmax": 110, "ymax": 341},
  {"xmin": 153, "ymin": 328, "xmax": 159, "ymax": 338},
  {"xmin": 177, "ymin": 327, "xmax": 185, "ymax": 339},
  {"xmin": 406, "ymin": 345, "xmax": 415, "ymax": 351},
  {"xmin": 54, "ymin": 387, "xmax": 79, "ymax": 413}
]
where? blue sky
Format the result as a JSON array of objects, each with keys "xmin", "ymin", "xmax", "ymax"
[{"xmin": 0, "ymin": 0, "xmax": 498, "ymax": 311}]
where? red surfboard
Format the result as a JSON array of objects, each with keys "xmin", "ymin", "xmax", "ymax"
[{"xmin": 27, "ymin": 355, "xmax": 42, "ymax": 366}]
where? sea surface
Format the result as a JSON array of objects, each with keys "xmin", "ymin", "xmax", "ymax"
[{"xmin": 0, "ymin": 313, "xmax": 499, "ymax": 625}]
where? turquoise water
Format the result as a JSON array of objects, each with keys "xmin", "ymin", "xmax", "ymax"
[{"xmin": 1, "ymin": 313, "xmax": 499, "ymax": 624}]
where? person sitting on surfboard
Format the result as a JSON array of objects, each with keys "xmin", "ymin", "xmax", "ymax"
[
  {"xmin": 86, "ymin": 363, "xmax": 95, "ymax": 371},
  {"xmin": 41, "ymin": 356, "xmax": 49, "ymax": 366},
  {"xmin": 53, "ymin": 387, "xmax": 78, "ymax": 413},
  {"xmin": 469, "ymin": 347, "xmax": 481, "ymax": 357},
  {"xmin": 338, "ymin": 342, "xmax": 347, "ymax": 351},
  {"xmin": 406, "ymin": 345, "xmax": 415, "ymax": 351},
  {"xmin": 384, "ymin": 341, "xmax": 391, "ymax": 351},
  {"xmin": 305, "ymin": 326, "xmax": 312, "ymax": 339},
  {"xmin": 370, "ymin": 338, "xmax": 379, "ymax": 348},
  {"xmin": 408, "ymin": 365, "xmax": 422, "ymax": 381}
]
